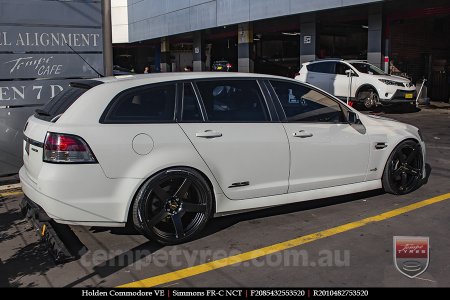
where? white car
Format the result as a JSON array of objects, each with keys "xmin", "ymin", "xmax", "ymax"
[
  {"xmin": 20, "ymin": 73, "xmax": 426, "ymax": 245},
  {"xmin": 295, "ymin": 60, "xmax": 417, "ymax": 109}
]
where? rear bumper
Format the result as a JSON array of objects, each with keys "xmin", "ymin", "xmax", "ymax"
[{"xmin": 19, "ymin": 165, "xmax": 141, "ymax": 227}]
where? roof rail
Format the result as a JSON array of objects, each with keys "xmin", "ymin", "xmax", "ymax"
[{"xmin": 316, "ymin": 58, "xmax": 344, "ymax": 61}]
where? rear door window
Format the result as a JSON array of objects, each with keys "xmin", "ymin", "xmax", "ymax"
[
  {"xmin": 335, "ymin": 63, "xmax": 352, "ymax": 75},
  {"xmin": 195, "ymin": 80, "xmax": 270, "ymax": 122},
  {"xmin": 306, "ymin": 62, "xmax": 336, "ymax": 74}
]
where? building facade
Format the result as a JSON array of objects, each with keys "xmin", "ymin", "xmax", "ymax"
[{"xmin": 112, "ymin": 0, "xmax": 450, "ymax": 101}]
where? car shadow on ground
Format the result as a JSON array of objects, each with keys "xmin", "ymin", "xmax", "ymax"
[
  {"xmin": 0, "ymin": 200, "xmax": 54, "ymax": 287},
  {"xmin": 201, "ymin": 189, "xmax": 385, "ymax": 239},
  {"xmin": 202, "ymin": 163, "xmax": 432, "ymax": 239}
]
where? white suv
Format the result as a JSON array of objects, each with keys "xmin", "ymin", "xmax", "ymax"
[{"xmin": 295, "ymin": 59, "xmax": 417, "ymax": 109}]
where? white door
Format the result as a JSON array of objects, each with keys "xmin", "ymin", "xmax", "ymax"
[
  {"xmin": 269, "ymin": 80, "xmax": 370, "ymax": 193},
  {"xmin": 331, "ymin": 62, "xmax": 359, "ymax": 98},
  {"xmin": 179, "ymin": 80, "xmax": 290, "ymax": 200},
  {"xmin": 304, "ymin": 61, "xmax": 335, "ymax": 93}
]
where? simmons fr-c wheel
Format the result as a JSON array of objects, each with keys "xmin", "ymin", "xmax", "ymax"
[
  {"xmin": 132, "ymin": 167, "xmax": 213, "ymax": 245},
  {"xmin": 382, "ymin": 140, "xmax": 423, "ymax": 195}
]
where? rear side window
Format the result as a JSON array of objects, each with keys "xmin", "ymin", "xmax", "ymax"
[
  {"xmin": 306, "ymin": 62, "xmax": 336, "ymax": 74},
  {"xmin": 195, "ymin": 80, "xmax": 269, "ymax": 122},
  {"xmin": 103, "ymin": 84, "xmax": 176, "ymax": 123},
  {"xmin": 34, "ymin": 86, "xmax": 88, "ymax": 122}
]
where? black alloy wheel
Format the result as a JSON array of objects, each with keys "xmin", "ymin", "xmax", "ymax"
[
  {"xmin": 132, "ymin": 168, "xmax": 213, "ymax": 245},
  {"xmin": 382, "ymin": 140, "xmax": 423, "ymax": 195}
]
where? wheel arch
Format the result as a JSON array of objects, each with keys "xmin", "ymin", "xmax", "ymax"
[
  {"xmin": 125, "ymin": 165, "xmax": 217, "ymax": 225},
  {"xmin": 381, "ymin": 137, "xmax": 421, "ymax": 179}
]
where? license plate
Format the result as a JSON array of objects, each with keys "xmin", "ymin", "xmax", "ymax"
[
  {"xmin": 217, "ymin": 66, "xmax": 222, "ymax": 70},
  {"xmin": 25, "ymin": 139, "xmax": 30, "ymax": 155},
  {"xmin": 405, "ymin": 93, "xmax": 413, "ymax": 99}
]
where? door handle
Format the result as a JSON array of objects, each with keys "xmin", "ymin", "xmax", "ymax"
[
  {"xmin": 293, "ymin": 130, "xmax": 313, "ymax": 138},
  {"xmin": 196, "ymin": 130, "xmax": 223, "ymax": 138}
]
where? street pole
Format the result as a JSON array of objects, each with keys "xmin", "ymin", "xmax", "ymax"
[{"xmin": 102, "ymin": 0, "xmax": 113, "ymax": 76}]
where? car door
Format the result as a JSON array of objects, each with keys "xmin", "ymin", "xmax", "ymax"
[
  {"xmin": 305, "ymin": 61, "xmax": 335, "ymax": 93},
  {"xmin": 179, "ymin": 80, "xmax": 290, "ymax": 200},
  {"xmin": 269, "ymin": 80, "xmax": 370, "ymax": 193},
  {"xmin": 331, "ymin": 62, "xmax": 359, "ymax": 99}
]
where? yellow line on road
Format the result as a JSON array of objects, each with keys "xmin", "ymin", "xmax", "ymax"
[
  {"xmin": 0, "ymin": 191, "xmax": 23, "ymax": 198},
  {"xmin": 119, "ymin": 192, "xmax": 450, "ymax": 288}
]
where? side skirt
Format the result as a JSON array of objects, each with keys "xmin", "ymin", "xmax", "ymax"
[{"xmin": 214, "ymin": 180, "xmax": 382, "ymax": 217}]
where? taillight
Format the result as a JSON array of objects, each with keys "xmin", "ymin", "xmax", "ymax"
[
  {"xmin": 226, "ymin": 63, "xmax": 232, "ymax": 68},
  {"xmin": 43, "ymin": 132, "xmax": 97, "ymax": 163}
]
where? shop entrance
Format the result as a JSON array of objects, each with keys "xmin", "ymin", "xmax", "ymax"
[{"xmin": 388, "ymin": 2, "xmax": 450, "ymax": 102}]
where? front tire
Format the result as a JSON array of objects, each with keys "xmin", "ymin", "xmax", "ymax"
[
  {"xmin": 382, "ymin": 140, "xmax": 423, "ymax": 195},
  {"xmin": 357, "ymin": 89, "xmax": 379, "ymax": 110},
  {"xmin": 132, "ymin": 167, "xmax": 213, "ymax": 245}
]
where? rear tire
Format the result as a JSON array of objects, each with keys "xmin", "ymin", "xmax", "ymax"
[
  {"xmin": 382, "ymin": 140, "xmax": 423, "ymax": 195},
  {"xmin": 132, "ymin": 167, "xmax": 213, "ymax": 245}
]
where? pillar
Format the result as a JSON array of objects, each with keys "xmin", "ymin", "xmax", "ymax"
[
  {"xmin": 367, "ymin": 3, "xmax": 383, "ymax": 68},
  {"xmin": 193, "ymin": 31, "xmax": 205, "ymax": 71},
  {"xmin": 160, "ymin": 37, "xmax": 171, "ymax": 72},
  {"xmin": 238, "ymin": 22, "xmax": 254, "ymax": 73},
  {"xmin": 300, "ymin": 13, "xmax": 316, "ymax": 65},
  {"xmin": 154, "ymin": 44, "xmax": 161, "ymax": 73}
]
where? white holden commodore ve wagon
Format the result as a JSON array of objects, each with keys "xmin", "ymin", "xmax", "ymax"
[{"xmin": 20, "ymin": 72, "xmax": 426, "ymax": 244}]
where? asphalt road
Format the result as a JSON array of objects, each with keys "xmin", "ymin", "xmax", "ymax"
[{"xmin": 1, "ymin": 104, "xmax": 450, "ymax": 287}]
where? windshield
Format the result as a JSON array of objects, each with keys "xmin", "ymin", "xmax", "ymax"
[{"xmin": 350, "ymin": 62, "xmax": 385, "ymax": 75}]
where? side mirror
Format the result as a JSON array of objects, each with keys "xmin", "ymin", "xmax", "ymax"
[
  {"xmin": 348, "ymin": 110, "xmax": 366, "ymax": 134},
  {"xmin": 348, "ymin": 111, "xmax": 359, "ymax": 124}
]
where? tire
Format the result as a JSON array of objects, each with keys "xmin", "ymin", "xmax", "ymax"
[
  {"xmin": 382, "ymin": 140, "xmax": 423, "ymax": 195},
  {"xmin": 132, "ymin": 167, "xmax": 213, "ymax": 245},
  {"xmin": 357, "ymin": 89, "xmax": 379, "ymax": 110}
]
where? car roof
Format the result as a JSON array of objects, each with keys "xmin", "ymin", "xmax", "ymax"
[
  {"xmin": 81, "ymin": 72, "xmax": 292, "ymax": 87},
  {"xmin": 305, "ymin": 59, "xmax": 367, "ymax": 65}
]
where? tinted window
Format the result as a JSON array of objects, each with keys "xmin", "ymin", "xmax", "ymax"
[
  {"xmin": 270, "ymin": 80, "xmax": 344, "ymax": 123},
  {"xmin": 182, "ymin": 83, "xmax": 202, "ymax": 122},
  {"xmin": 335, "ymin": 63, "xmax": 352, "ymax": 75},
  {"xmin": 350, "ymin": 62, "xmax": 385, "ymax": 75},
  {"xmin": 196, "ymin": 80, "xmax": 269, "ymax": 122},
  {"xmin": 104, "ymin": 84, "xmax": 176, "ymax": 123},
  {"xmin": 306, "ymin": 62, "xmax": 335, "ymax": 74},
  {"xmin": 35, "ymin": 81, "xmax": 103, "ymax": 122}
]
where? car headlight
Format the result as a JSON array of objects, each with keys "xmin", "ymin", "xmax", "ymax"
[{"xmin": 378, "ymin": 79, "xmax": 404, "ymax": 87}]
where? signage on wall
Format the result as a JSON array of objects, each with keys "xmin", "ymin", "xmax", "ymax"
[
  {"xmin": 0, "ymin": 0, "xmax": 104, "ymax": 175},
  {"xmin": 303, "ymin": 36, "xmax": 312, "ymax": 44},
  {"xmin": 0, "ymin": 26, "xmax": 102, "ymax": 52},
  {"xmin": 0, "ymin": 54, "xmax": 103, "ymax": 79},
  {"xmin": 0, "ymin": 80, "xmax": 71, "ymax": 106}
]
